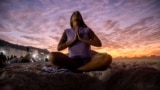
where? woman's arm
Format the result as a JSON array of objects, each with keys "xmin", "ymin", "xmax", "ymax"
[
  {"xmin": 57, "ymin": 31, "xmax": 77, "ymax": 51},
  {"xmin": 77, "ymin": 28, "xmax": 102, "ymax": 47}
]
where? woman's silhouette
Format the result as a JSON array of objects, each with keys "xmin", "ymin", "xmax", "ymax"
[{"xmin": 49, "ymin": 11, "xmax": 112, "ymax": 72}]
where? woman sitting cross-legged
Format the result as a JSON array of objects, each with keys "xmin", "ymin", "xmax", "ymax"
[{"xmin": 49, "ymin": 11, "xmax": 112, "ymax": 72}]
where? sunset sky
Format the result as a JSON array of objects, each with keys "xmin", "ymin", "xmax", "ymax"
[{"xmin": 0, "ymin": 0, "xmax": 160, "ymax": 58}]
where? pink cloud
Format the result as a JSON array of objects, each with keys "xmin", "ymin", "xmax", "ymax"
[{"xmin": 0, "ymin": 0, "xmax": 160, "ymax": 57}]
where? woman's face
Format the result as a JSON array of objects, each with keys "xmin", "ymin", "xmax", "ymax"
[{"xmin": 71, "ymin": 14, "xmax": 81, "ymax": 28}]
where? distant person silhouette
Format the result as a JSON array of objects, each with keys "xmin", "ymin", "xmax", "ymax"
[
  {"xmin": 21, "ymin": 47, "xmax": 32, "ymax": 63},
  {"xmin": 13, "ymin": 55, "xmax": 17, "ymax": 58},
  {"xmin": 0, "ymin": 52, "xmax": 7, "ymax": 68},
  {"xmin": 10, "ymin": 55, "xmax": 14, "ymax": 60},
  {"xmin": 21, "ymin": 53, "xmax": 32, "ymax": 63},
  {"xmin": 26, "ymin": 47, "xmax": 29, "ymax": 53},
  {"xmin": 49, "ymin": 11, "xmax": 112, "ymax": 72}
]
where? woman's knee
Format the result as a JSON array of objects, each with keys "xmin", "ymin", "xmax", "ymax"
[
  {"xmin": 49, "ymin": 52, "xmax": 62, "ymax": 64},
  {"xmin": 102, "ymin": 53, "xmax": 112, "ymax": 65},
  {"xmin": 49, "ymin": 52, "xmax": 70, "ymax": 65}
]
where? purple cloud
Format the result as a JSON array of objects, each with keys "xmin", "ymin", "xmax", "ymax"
[{"xmin": 0, "ymin": 0, "xmax": 160, "ymax": 57}]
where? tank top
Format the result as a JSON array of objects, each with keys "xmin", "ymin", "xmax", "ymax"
[{"xmin": 65, "ymin": 27, "xmax": 91, "ymax": 58}]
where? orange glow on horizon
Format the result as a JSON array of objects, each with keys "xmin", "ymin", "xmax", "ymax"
[{"xmin": 48, "ymin": 47, "xmax": 160, "ymax": 58}]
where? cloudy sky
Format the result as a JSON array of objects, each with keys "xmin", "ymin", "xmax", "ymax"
[{"xmin": 0, "ymin": 0, "xmax": 160, "ymax": 58}]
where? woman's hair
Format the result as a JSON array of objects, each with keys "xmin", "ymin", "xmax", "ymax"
[{"xmin": 70, "ymin": 11, "xmax": 88, "ymax": 28}]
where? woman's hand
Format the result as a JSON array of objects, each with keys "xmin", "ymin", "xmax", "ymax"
[
  {"xmin": 65, "ymin": 30, "xmax": 78, "ymax": 47},
  {"xmin": 57, "ymin": 31, "xmax": 78, "ymax": 51},
  {"xmin": 75, "ymin": 29, "xmax": 82, "ymax": 41},
  {"xmin": 77, "ymin": 28, "xmax": 102, "ymax": 47},
  {"xmin": 76, "ymin": 28, "xmax": 88, "ymax": 41},
  {"xmin": 73, "ymin": 30, "xmax": 78, "ymax": 42}
]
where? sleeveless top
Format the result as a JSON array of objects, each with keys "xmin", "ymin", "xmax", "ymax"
[{"xmin": 65, "ymin": 27, "xmax": 91, "ymax": 58}]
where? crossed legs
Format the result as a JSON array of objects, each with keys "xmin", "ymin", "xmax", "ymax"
[{"xmin": 49, "ymin": 52, "xmax": 112, "ymax": 72}]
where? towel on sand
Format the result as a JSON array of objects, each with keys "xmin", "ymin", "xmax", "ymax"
[{"xmin": 42, "ymin": 66, "xmax": 72, "ymax": 73}]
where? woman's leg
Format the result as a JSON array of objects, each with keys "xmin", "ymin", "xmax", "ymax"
[
  {"xmin": 77, "ymin": 53, "xmax": 112, "ymax": 72},
  {"xmin": 49, "ymin": 52, "xmax": 78, "ymax": 70}
]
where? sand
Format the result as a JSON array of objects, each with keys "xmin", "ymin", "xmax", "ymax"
[{"xmin": 0, "ymin": 59, "xmax": 160, "ymax": 90}]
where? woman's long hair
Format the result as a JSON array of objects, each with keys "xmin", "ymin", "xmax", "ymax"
[{"xmin": 70, "ymin": 11, "xmax": 88, "ymax": 28}]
